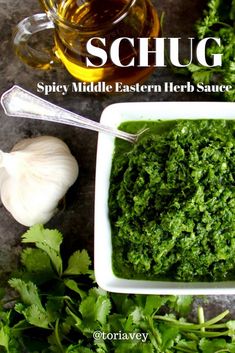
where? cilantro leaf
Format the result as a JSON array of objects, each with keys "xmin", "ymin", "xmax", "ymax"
[
  {"xmin": 144, "ymin": 296, "xmax": 175, "ymax": 316},
  {"xmin": 111, "ymin": 294, "xmax": 136, "ymax": 315},
  {"xmin": 20, "ymin": 248, "xmax": 55, "ymax": 284},
  {"xmin": 73, "ymin": 288, "xmax": 111, "ymax": 335},
  {"xmin": 187, "ymin": 65, "xmax": 213, "ymax": 84},
  {"xmin": 0, "ymin": 325, "xmax": 9, "ymax": 353},
  {"xmin": 186, "ymin": 0, "xmax": 235, "ymax": 101},
  {"xmin": 9, "ymin": 279, "xmax": 51, "ymax": 329},
  {"xmin": 9, "ymin": 279, "xmax": 44, "ymax": 310},
  {"xmin": 79, "ymin": 288, "xmax": 111, "ymax": 327},
  {"xmin": 22, "ymin": 224, "xmax": 62, "ymax": 251},
  {"xmin": 64, "ymin": 250, "xmax": 91, "ymax": 276},
  {"xmin": 129, "ymin": 306, "xmax": 144, "ymax": 326},
  {"xmin": 64, "ymin": 279, "xmax": 86, "ymax": 299},
  {"xmin": 159, "ymin": 324, "xmax": 180, "ymax": 351},
  {"xmin": 200, "ymin": 337, "xmax": 235, "ymax": 353},
  {"xmin": 18, "ymin": 304, "xmax": 50, "ymax": 329},
  {"xmin": 46, "ymin": 297, "xmax": 64, "ymax": 323},
  {"xmin": 175, "ymin": 339, "xmax": 198, "ymax": 352},
  {"xmin": 22, "ymin": 224, "xmax": 63, "ymax": 276},
  {"xmin": 173, "ymin": 296, "xmax": 193, "ymax": 316}
]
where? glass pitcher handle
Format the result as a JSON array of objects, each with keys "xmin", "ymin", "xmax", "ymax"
[{"xmin": 13, "ymin": 13, "xmax": 60, "ymax": 70}]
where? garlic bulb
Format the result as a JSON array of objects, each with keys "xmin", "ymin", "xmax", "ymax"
[{"xmin": 0, "ymin": 136, "xmax": 79, "ymax": 226}]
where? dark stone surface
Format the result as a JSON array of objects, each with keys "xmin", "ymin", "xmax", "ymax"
[{"xmin": 0, "ymin": 0, "xmax": 232, "ymax": 312}]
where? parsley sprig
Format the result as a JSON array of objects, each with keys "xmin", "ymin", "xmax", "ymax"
[
  {"xmin": 188, "ymin": 0, "xmax": 235, "ymax": 101},
  {"xmin": 0, "ymin": 225, "xmax": 235, "ymax": 352}
]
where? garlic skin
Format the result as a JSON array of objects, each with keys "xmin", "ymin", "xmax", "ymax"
[{"xmin": 0, "ymin": 136, "xmax": 79, "ymax": 226}]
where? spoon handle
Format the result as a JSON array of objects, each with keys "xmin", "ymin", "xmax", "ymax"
[{"xmin": 0, "ymin": 86, "xmax": 136, "ymax": 143}]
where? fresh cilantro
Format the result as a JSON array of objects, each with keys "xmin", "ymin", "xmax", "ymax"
[
  {"xmin": 0, "ymin": 225, "xmax": 235, "ymax": 352},
  {"xmin": 20, "ymin": 248, "xmax": 55, "ymax": 284},
  {"xmin": 77, "ymin": 287, "xmax": 112, "ymax": 334},
  {"xmin": 188, "ymin": 65, "xmax": 213, "ymax": 84},
  {"xmin": 173, "ymin": 296, "xmax": 193, "ymax": 316},
  {"xmin": 64, "ymin": 250, "xmax": 91, "ymax": 276},
  {"xmin": 158, "ymin": 324, "xmax": 179, "ymax": 351},
  {"xmin": 14, "ymin": 303, "xmax": 50, "ymax": 329},
  {"xmin": 46, "ymin": 297, "xmax": 64, "ymax": 323},
  {"xmin": 144, "ymin": 296, "xmax": 176, "ymax": 316},
  {"xmin": 0, "ymin": 325, "xmax": 10, "ymax": 352},
  {"xmin": 22, "ymin": 224, "xmax": 63, "ymax": 276},
  {"xmin": 16, "ymin": 248, "xmax": 55, "ymax": 290},
  {"xmin": 187, "ymin": 0, "xmax": 235, "ymax": 101},
  {"xmin": 64, "ymin": 279, "xmax": 86, "ymax": 299},
  {"xmin": 9, "ymin": 279, "xmax": 44, "ymax": 309},
  {"xmin": 175, "ymin": 339, "xmax": 198, "ymax": 352},
  {"xmin": 200, "ymin": 337, "xmax": 235, "ymax": 353}
]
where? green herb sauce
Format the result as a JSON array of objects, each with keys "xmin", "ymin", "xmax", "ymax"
[{"xmin": 108, "ymin": 119, "xmax": 235, "ymax": 282}]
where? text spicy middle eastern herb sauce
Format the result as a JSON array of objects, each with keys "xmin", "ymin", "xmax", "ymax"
[{"xmin": 109, "ymin": 119, "xmax": 235, "ymax": 282}]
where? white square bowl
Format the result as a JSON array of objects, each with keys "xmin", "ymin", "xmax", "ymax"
[{"xmin": 94, "ymin": 101, "xmax": 235, "ymax": 295}]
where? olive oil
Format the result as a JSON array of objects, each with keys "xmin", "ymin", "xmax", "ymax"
[{"xmin": 51, "ymin": 0, "xmax": 160, "ymax": 83}]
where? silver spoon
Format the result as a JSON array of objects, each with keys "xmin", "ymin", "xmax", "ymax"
[{"xmin": 0, "ymin": 85, "xmax": 138, "ymax": 143}]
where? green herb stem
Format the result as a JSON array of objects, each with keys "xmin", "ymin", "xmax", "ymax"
[
  {"xmin": 147, "ymin": 316, "xmax": 162, "ymax": 350},
  {"xmin": 198, "ymin": 307, "xmax": 205, "ymax": 332},
  {"xmin": 55, "ymin": 319, "xmax": 65, "ymax": 353},
  {"xmin": 155, "ymin": 309, "xmax": 229, "ymax": 330}
]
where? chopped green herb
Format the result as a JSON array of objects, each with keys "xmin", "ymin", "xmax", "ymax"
[{"xmin": 109, "ymin": 119, "xmax": 235, "ymax": 281}]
